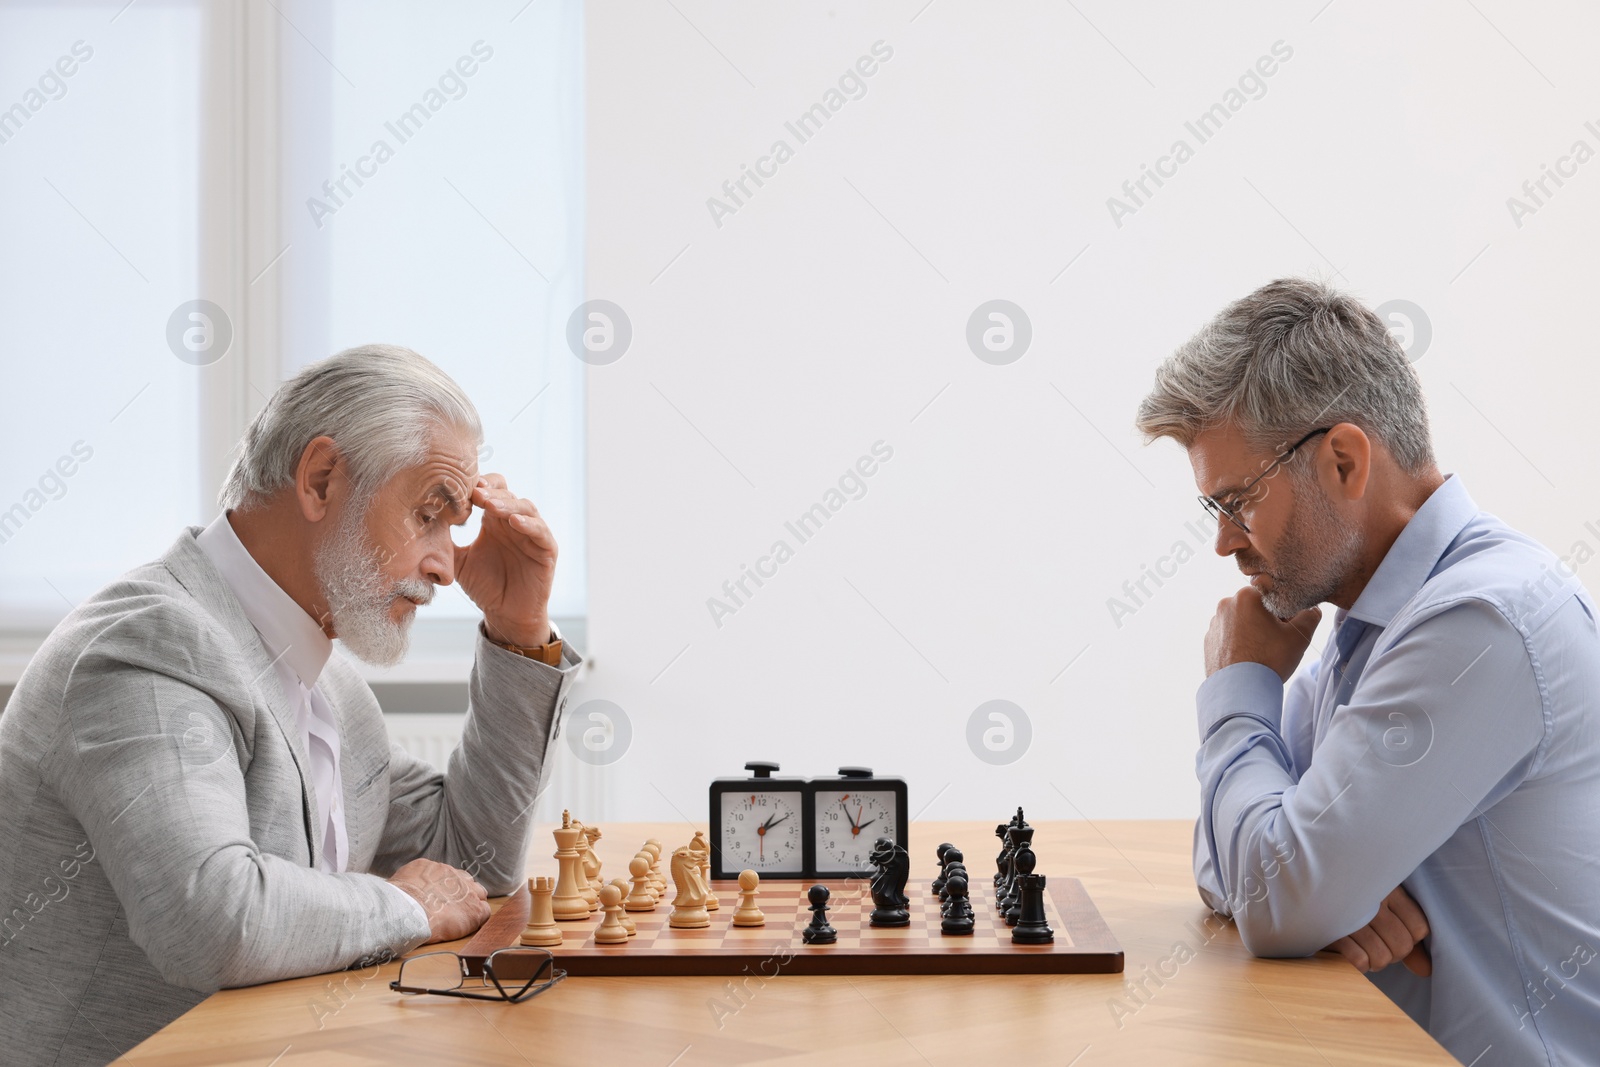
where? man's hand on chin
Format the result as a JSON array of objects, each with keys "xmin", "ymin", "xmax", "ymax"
[
  {"xmin": 1205, "ymin": 585, "xmax": 1321, "ymax": 682},
  {"xmin": 1325, "ymin": 884, "xmax": 1433, "ymax": 977},
  {"xmin": 453, "ymin": 473, "xmax": 559, "ymax": 647}
]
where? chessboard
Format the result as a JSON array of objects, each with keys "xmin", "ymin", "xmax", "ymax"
[{"xmin": 461, "ymin": 876, "xmax": 1122, "ymax": 978}]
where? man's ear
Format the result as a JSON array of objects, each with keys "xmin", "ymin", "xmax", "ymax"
[
  {"xmin": 295, "ymin": 435, "xmax": 344, "ymax": 522},
  {"xmin": 1324, "ymin": 422, "xmax": 1371, "ymax": 502}
]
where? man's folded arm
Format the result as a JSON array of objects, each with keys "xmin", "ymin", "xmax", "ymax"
[
  {"xmin": 1193, "ymin": 655, "xmax": 1318, "ymax": 916},
  {"xmin": 45, "ymin": 636, "xmax": 432, "ymax": 994},
  {"xmin": 1197, "ymin": 598, "xmax": 1544, "ymax": 957},
  {"xmin": 371, "ymin": 628, "xmax": 580, "ymax": 894}
]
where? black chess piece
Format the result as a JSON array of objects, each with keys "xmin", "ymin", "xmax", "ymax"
[
  {"xmin": 1010, "ymin": 844, "xmax": 1054, "ymax": 944},
  {"xmin": 940, "ymin": 868, "xmax": 966, "ymax": 912},
  {"xmin": 869, "ymin": 838, "xmax": 911, "ymax": 927},
  {"xmin": 932, "ymin": 843, "xmax": 956, "ymax": 896},
  {"xmin": 802, "ymin": 884, "xmax": 837, "ymax": 945},
  {"xmin": 993, "ymin": 818, "xmax": 1014, "ymax": 888},
  {"xmin": 940, "ymin": 874, "xmax": 976, "ymax": 935},
  {"xmin": 1002, "ymin": 825, "xmax": 1034, "ymax": 926},
  {"xmin": 938, "ymin": 851, "xmax": 966, "ymax": 906}
]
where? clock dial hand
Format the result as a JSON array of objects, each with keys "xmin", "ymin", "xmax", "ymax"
[
  {"xmin": 764, "ymin": 812, "xmax": 791, "ymax": 831},
  {"xmin": 858, "ymin": 818, "xmax": 877, "ymax": 832},
  {"xmin": 840, "ymin": 801, "xmax": 859, "ymax": 830}
]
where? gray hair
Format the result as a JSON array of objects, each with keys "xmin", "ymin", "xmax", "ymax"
[
  {"xmin": 1135, "ymin": 278, "xmax": 1435, "ymax": 473},
  {"xmin": 218, "ymin": 344, "xmax": 482, "ymax": 511}
]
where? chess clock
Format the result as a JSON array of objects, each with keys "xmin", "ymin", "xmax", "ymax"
[
  {"xmin": 709, "ymin": 761, "xmax": 810, "ymax": 879},
  {"xmin": 806, "ymin": 767, "xmax": 909, "ymax": 877}
]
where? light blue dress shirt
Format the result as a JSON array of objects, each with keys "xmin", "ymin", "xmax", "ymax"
[{"xmin": 1194, "ymin": 474, "xmax": 1600, "ymax": 1065}]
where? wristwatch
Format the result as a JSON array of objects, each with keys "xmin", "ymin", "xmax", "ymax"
[{"xmin": 482, "ymin": 621, "xmax": 563, "ymax": 666}]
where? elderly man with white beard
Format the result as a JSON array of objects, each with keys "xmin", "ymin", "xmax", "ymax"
[{"xmin": 0, "ymin": 345, "xmax": 580, "ymax": 1066}]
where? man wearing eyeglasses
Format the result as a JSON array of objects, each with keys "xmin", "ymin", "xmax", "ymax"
[
  {"xmin": 1136, "ymin": 278, "xmax": 1600, "ymax": 1065},
  {"xmin": 0, "ymin": 346, "xmax": 579, "ymax": 1065}
]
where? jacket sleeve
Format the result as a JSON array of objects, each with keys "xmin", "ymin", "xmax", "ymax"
[
  {"xmin": 42, "ymin": 605, "xmax": 433, "ymax": 994},
  {"xmin": 369, "ymin": 626, "xmax": 581, "ymax": 895}
]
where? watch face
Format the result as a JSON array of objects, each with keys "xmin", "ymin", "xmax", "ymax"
[
  {"xmin": 814, "ymin": 789, "xmax": 899, "ymax": 873},
  {"xmin": 718, "ymin": 791, "xmax": 805, "ymax": 874}
]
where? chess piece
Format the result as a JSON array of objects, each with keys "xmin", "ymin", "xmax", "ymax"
[
  {"xmin": 691, "ymin": 831, "xmax": 720, "ymax": 911},
  {"xmin": 868, "ymin": 838, "xmax": 911, "ymax": 927},
  {"xmin": 582, "ymin": 824, "xmax": 604, "ymax": 894},
  {"xmin": 644, "ymin": 839, "xmax": 667, "ymax": 896},
  {"xmin": 732, "ymin": 869, "xmax": 764, "ymax": 927},
  {"xmin": 552, "ymin": 811, "xmax": 591, "ymax": 920},
  {"xmin": 1003, "ymin": 824, "xmax": 1035, "ymax": 926},
  {"xmin": 1010, "ymin": 845, "xmax": 1053, "ymax": 944},
  {"xmin": 941, "ymin": 874, "xmax": 976, "ymax": 936},
  {"xmin": 521, "ymin": 876, "xmax": 565, "ymax": 947},
  {"xmin": 801, "ymin": 884, "xmax": 837, "ymax": 945},
  {"xmin": 994, "ymin": 821, "xmax": 1011, "ymax": 889},
  {"xmin": 932, "ymin": 843, "xmax": 956, "ymax": 896},
  {"xmin": 937, "ymin": 848, "xmax": 965, "ymax": 904},
  {"xmin": 625, "ymin": 854, "xmax": 657, "ymax": 911},
  {"xmin": 609, "ymin": 878, "xmax": 638, "ymax": 937},
  {"xmin": 940, "ymin": 861, "xmax": 968, "ymax": 909},
  {"xmin": 570, "ymin": 819, "xmax": 598, "ymax": 911},
  {"xmin": 594, "ymin": 884, "xmax": 630, "ymax": 945},
  {"xmin": 668, "ymin": 846, "xmax": 710, "ymax": 929}
]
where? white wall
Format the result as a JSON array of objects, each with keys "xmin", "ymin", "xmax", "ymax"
[{"xmin": 549, "ymin": 0, "xmax": 1600, "ymax": 825}]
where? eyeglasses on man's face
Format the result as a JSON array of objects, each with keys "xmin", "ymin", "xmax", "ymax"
[{"xmin": 1197, "ymin": 427, "xmax": 1332, "ymax": 535}]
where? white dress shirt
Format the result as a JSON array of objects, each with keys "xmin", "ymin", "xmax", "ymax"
[{"xmin": 196, "ymin": 511, "xmax": 349, "ymax": 873}]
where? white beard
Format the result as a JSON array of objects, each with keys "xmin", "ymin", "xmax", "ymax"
[{"xmin": 313, "ymin": 493, "xmax": 434, "ymax": 667}]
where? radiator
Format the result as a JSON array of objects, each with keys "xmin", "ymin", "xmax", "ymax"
[{"xmin": 382, "ymin": 712, "xmax": 467, "ymax": 772}]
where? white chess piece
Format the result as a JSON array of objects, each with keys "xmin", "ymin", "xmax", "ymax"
[
  {"xmin": 732, "ymin": 869, "xmax": 764, "ymax": 928},
  {"xmin": 610, "ymin": 878, "xmax": 638, "ymax": 937},
  {"xmin": 595, "ymin": 884, "xmax": 630, "ymax": 945},
  {"xmin": 668, "ymin": 846, "xmax": 710, "ymax": 929},
  {"xmin": 522, "ymin": 875, "xmax": 565, "ymax": 947},
  {"xmin": 625, "ymin": 854, "xmax": 657, "ymax": 912},
  {"xmin": 552, "ymin": 812, "xmax": 590, "ymax": 921},
  {"xmin": 690, "ymin": 831, "xmax": 720, "ymax": 911}
]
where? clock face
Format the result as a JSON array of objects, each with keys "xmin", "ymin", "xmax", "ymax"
[
  {"xmin": 813, "ymin": 789, "xmax": 899, "ymax": 873},
  {"xmin": 718, "ymin": 791, "xmax": 805, "ymax": 874}
]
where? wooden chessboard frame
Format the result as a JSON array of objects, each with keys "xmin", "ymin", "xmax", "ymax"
[{"xmin": 460, "ymin": 876, "xmax": 1122, "ymax": 977}]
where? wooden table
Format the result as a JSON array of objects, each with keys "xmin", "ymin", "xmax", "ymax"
[{"xmin": 120, "ymin": 821, "xmax": 1453, "ymax": 1065}]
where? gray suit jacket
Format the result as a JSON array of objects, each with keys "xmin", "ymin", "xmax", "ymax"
[{"xmin": 0, "ymin": 526, "xmax": 579, "ymax": 1065}]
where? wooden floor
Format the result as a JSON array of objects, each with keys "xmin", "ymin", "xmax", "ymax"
[{"xmin": 119, "ymin": 820, "xmax": 1454, "ymax": 1065}]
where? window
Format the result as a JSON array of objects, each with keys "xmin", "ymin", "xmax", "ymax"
[{"xmin": 0, "ymin": 0, "xmax": 586, "ymax": 683}]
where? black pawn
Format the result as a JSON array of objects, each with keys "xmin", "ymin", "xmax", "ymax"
[
  {"xmin": 937, "ymin": 849, "xmax": 965, "ymax": 904},
  {"xmin": 939, "ymin": 861, "xmax": 967, "ymax": 908},
  {"xmin": 941, "ymin": 874, "xmax": 975, "ymax": 935},
  {"xmin": 1010, "ymin": 845, "xmax": 1054, "ymax": 944},
  {"xmin": 802, "ymin": 884, "xmax": 837, "ymax": 945},
  {"xmin": 932, "ymin": 842, "xmax": 956, "ymax": 896}
]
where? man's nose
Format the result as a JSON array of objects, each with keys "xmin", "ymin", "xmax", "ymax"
[{"xmin": 1214, "ymin": 519, "xmax": 1250, "ymax": 557}]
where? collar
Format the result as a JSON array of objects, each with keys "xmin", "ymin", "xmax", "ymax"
[
  {"xmin": 1343, "ymin": 473, "xmax": 1479, "ymax": 629},
  {"xmin": 195, "ymin": 510, "xmax": 333, "ymax": 690}
]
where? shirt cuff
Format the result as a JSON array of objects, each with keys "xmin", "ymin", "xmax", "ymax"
[
  {"xmin": 387, "ymin": 881, "xmax": 431, "ymax": 940},
  {"xmin": 1196, "ymin": 662, "xmax": 1285, "ymax": 740}
]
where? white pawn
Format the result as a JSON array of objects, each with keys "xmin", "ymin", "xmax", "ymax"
[
  {"xmin": 732, "ymin": 869, "xmax": 764, "ymax": 928},
  {"xmin": 610, "ymin": 878, "xmax": 638, "ymax": 937},
  {"xmin": 594, "ymin": 884, "xmax": 630, "ymax": 945},
  {"xmin": 625, "ymin": 854, "xmax": 657, "ymax": 912}
]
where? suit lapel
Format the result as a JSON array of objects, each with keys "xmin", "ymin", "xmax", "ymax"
[{"xmin": 161, "ymin": 526, "xmax": 321, "ymax": 867}]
